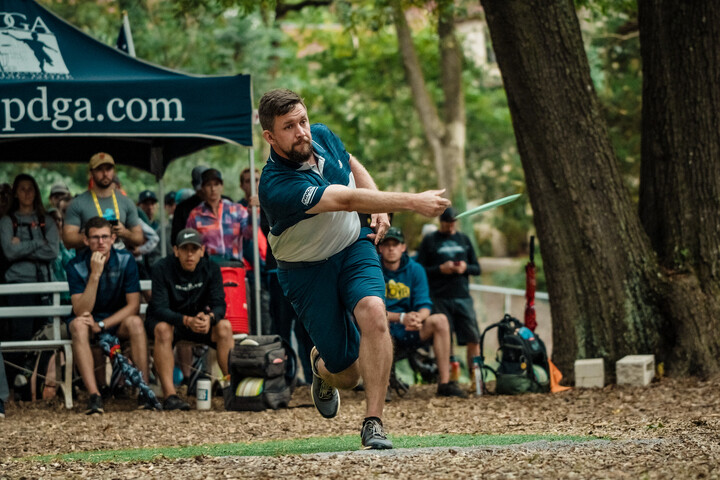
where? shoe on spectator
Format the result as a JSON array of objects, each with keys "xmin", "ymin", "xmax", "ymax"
[
  {"xmin": 86, "ymin": 393, "xmax": 104, "ymax": 415},
  {"xmin": 310, "ymin": 347, "xmax": 340, "ymax": 419},
  {"xmin": 0, "ymin": 398, "xmax": 5, "ymax": 418},
  {"xmin": 163, "ymin": 394, "xmax": 190, "ymax": 411},
  {"xmin": 436, "ymin": 381, "xmax": 468, "ymax": 398},
  {"xmin": 361, "ymin": 417, "xmax": 393, "ymax": 450},
  {"xmin": 137, "ymin": 392, "xmax": 160, "ymax": 411}
]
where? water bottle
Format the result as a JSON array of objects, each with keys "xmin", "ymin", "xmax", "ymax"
[
  {"xmin": 449, "ymin": 355, "xmax": 460, "ymax": 382},
  {"xmin": 196, "ymin": 378, "xmax": 212, "ymax": 410},
  {"xmin": 473, "ymin": 356, "xmax": 483, "ymax": 396}
]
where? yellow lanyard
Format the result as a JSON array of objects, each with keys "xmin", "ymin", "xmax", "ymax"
[{"xmin": 91, "ymin": 189, "xmax": 120, "ymax": 221}]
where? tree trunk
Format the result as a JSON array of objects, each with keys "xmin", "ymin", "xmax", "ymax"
[
  {"xmin": 480, "ymin": 0, "xmax": 670, "ymax": 377},
  {"xmin": 391, "ymin": 0, "xmax": 467, "ymax": 208},
  {"xmin": 638, "ymin": 0, "xmax": 720, "ymax": 374}
]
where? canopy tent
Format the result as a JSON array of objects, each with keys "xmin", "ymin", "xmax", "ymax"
[{"xmin": 0, "ymin": 0, "xmax": 253, "ymax": 178}]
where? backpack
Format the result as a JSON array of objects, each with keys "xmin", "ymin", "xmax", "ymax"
[
  {"xmin": 224, "ymin": 335, "xmax": 297, "ymax": 411},
  {"xmin": 479, "ymin": 314, "xmax": 550, "ymax": 394}
]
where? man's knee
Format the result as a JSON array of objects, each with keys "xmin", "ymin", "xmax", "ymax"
[
  {"xmin": 124, "ymin": 315, "xmax": 145, "ymax": 336},
  {"xmin": 153, "ymin": 321, "xmax": 174, "ymax": 344},
  {"xmin": 430, "ymin": 313, "xmax": 449, "ymax": 334},
  {"xmin": 69, "ymin": 320, "xmax": 90, "ymax": 342},
  {"xmin": 212, "ymin": 319, "xmax": 233, "ymax": 341},
  {"xmin": 354, "ymin": 297, "xmax": 388, "ymax": 334}
]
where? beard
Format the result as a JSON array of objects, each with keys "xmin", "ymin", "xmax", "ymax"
[
  {"xmin": 95, "ymin": 176, "xmax": 113, "ymax": 189},
  {"xmin": 284, "ymin": 139, "xmax": 313, "ymax": 164}
]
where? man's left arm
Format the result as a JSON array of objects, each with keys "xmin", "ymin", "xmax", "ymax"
[
  {"xmin": 349, "ymin": 155, "xmax": 390, "ymax": 243},
  {"xmin": 115, "ymin": 202, "xmax": 144, "ymax": 247},
  {"xmin": 101, "ymin": 292, "xmax": 140, "ymax": 329}
]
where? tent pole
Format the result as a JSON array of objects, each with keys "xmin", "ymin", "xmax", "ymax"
[
  {"xmin": 158, "ymin": 178, "xmax": 167, "ymax": 258},
  {"xmin": 250, "ymin": 148, "xmax": 262, "ymax": 335}
]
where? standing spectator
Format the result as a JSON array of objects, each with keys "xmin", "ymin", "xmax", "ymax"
[
  {"xmin": 378, "ymin": 227, "xmax": 467, "ymax": 398},
  {"xmin": 137, "ymin": 190, "xmax": 159, "ymax": 230},
  {"xmin": 48, "ymin": 182, "xmax": 70, "ymax": 209},
  {"xmin": 65, "ymin": 217, "xmax": 149, "ymax": 414},
  {"xmin": 0, "ymin": 174, "xmax": 59, "ymax": 395},
  {"xmin": 186, "ymin": 168, "xmax": 252, "ymax": 264},
  {"xmin": 62, "ymin": 153, "xmax": 143, "ymax": 250},
  {"xmin": 416, "ymin": 207, "xmax": 482, "ymax": 381},
  {"xmin": 171, "ymin": 166, "xmax": 208, "ymax": 247},
  {"xmin": 146, "ymin": 229, "xmax": 233, "ymax": 410},
  {"xmin": 257, "ymin": 89, "xmax": 449, "ymax": 449}
]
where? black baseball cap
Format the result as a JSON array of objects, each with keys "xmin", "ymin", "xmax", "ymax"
[
  {"xmin": 164, "ymin": 191, "xmax": 176, "ymax": 205},
  {"xmin": 138, "ymin": 190, "xmax": 157, "ymax": 204},
  {"xmin": 201, "ymin": 168, "xmax": 223, "ymax": 186},
  {"xmin": 191, "ymin": 165, "xmax": 209, "ymax": 190},
  {"xmin": 176, "ymin": 228, "xmax": 203, "ymax": 247},
  {"xmin": 381, "ymin": 227, "xmax": 405, "ymax": 244},
  {"xmin": 440, "ymin": 207, "xmax": 457, "ymax": 222}
]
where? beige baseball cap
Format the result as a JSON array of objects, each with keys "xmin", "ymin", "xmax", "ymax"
[{"xmin": 89, "ymin": 152, "xmax": 115, "ymax": 170}]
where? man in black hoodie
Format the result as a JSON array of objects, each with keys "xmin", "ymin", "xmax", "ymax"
[{"xmin": 146, "ymin": 228, "xmax": 232, "ymax": 410}]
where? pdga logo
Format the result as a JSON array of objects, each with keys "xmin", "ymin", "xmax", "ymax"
[{"xmin": 0, "ymin": 11, "xmax": 70, "ymax": 79}]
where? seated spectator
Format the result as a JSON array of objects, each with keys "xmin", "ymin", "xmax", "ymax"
[
  {"xmin": 146, "ymin": 228, "xmax": 233, "ymax": 410},
  {"xmin": 378, "ymin": 227, "xmax": 467, "ymax": 398},
  {"xmin": 48, "ymin": 182, "xmax": 71, "ymax": 209},
  {"xmin": 0, "ymin": 174, "xmax": 59, "ymax": 396},
  {"xmin": 137, "ymin": 190, "xmax": 159, "ymax": 231},
  {"xmin": 171, "ymin": 166, "xmax": 208, "ymax": 247},
  {"xmin": 65, "ymin": 216, "xmax": 150, "ymax": 414},
  {"xmin": 186, "ymin": 168, "xmax": 252, "ymax": 265}
]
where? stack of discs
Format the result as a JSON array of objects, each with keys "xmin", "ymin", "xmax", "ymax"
[{"xmin": 236, "ymin": 377, "xmax": 264, "ymax": 397}]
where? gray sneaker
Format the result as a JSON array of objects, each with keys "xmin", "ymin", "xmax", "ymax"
[
  {"xmin": 310, "ymin": 347, "xmax": 340, "ymax": 419},
  {"xmin": 361, "ymin": 418, "xmax": 393, "ymax": 450}
]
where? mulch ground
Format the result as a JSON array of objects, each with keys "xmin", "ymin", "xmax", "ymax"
[{"xmin": 1, "ymin": 376, "xmax": 719, "ymax": 479}]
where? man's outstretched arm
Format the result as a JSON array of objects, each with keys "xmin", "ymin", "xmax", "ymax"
[{"xmin": 306, "ymin": 185, "xmax": 450, "ymax": 218}]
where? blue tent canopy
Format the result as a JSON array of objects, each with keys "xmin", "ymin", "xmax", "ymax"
[{"xmin": 0, "ymin": 0, "xmax": 253, "ymax": 177}]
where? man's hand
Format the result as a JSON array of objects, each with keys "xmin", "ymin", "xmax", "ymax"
[
  {"xmin": 248, "ymin": 195, "xmax": 260, "ymax": 207},
  {"xmin": 452, "ymin": 260, "xmax": 467, "ymax": 274},
  {"xmin": 186, "ymin": 313, "xmax": 211, "ymax": 334},
  {"xmin": 367, "ymin": 213, "xmax": 391, "ymax": 245},
  {"xmin": 439, "ymin": 260, "xmax": 456, "ymax": 275},
  {"xmin": 76, "ymin": 312, "xmax": 100, "ymax": 333},
  {"xmin": 11, "ymin": 236, "xmax": 20, "ymax": 244},
  {"xmin": 413, "ymin": 189, "xmax": 451, "ymax": 217},
  {"xmin": 90, "ymin": 251, "xmax": 106, "ymax": 277},
  {"xmin": 112, "ymin": 221, "xmax": 127, "ymax": 239},
  {"xmin": 403, "ymin": 311, "xmax": 424, "ymax": 331}
]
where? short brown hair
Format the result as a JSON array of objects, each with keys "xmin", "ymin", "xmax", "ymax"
[
  {"xmin": 240, "ymin": 167, "xmax": 260, "ymax": 185},
  {"xmin": 84, "ymin": 216, "xmax": 112, "ymax": 235},
  {"xmin": 258, "ymin": 89, "xmax": 306, "ymax": 131}
]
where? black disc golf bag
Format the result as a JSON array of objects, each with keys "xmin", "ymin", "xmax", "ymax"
[
  {"xmin": 480, "ymin": 314, "xmax": 550, "ymax": 394},
  {"xmin": 225, "ymin": 335, "xmax": 297, "ymax": 411}
]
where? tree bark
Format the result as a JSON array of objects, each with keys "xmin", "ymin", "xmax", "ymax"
[
  {"xmin": 638, "ymin": 0, "xmax": 720, "ymax": 374},
  {"xmin": 480, "ymin": 0, "xmax": 670, "ymax": 377}
]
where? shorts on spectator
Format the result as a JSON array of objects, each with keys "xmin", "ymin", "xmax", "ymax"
[
  {"xmin": 145, "ymin": 316, "xmax": 216, "ymax": 348},
  {"xmin": 431, "ymin": 296, "xmax": 480, "ymax": 345}
]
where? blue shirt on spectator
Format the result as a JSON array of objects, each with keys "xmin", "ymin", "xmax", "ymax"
[{"xmin": 65, "ymin": 248, "xmax": 140, "ymax": 319}]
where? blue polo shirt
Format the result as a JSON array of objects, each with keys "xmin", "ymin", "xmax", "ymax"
[
  {"xmin": 259, "ymin": 123, "xmax": 361, "ymax": 262},
  {"xmin": 65, "ymin": 248, "xmax": 140, "ymax": 319}
]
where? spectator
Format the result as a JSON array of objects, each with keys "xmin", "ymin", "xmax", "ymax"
[
  {"xmin": 0, "ymin": 174, "xmax": 59, "ymax": 396},
  {"xmin": 146, "ymin": 228, "xmax": 233, "ymax": 410},
  {"xmin": 164, "ymin": 191, "xmax": 177, "ymax": 218},
  {"xmin": 186, "ymin": 168, "xmax": 252, "ymax": 265},
  {"xmin": 416, "ymin": 207, "xmax": 482, "ymax": 381},
  {"xmin": 63, "ymin": 153, "xmax": 143, "ymax": 250},
  {"xmin": 48, "ymin": 182, "xmax": 70, "ymax": 209},
  {"xmin": 239, "ymin": 167, "xmax": 271, "ymax": 335},
  {"xmin": 378, "ymin": 227, "xmax": 467, "ymax": 398},
  {"xmin": 65, "ymin": 216, "xmax": 150, "ymax": 414},
  {"xmin": 48, "ymin": 206, "xmax": 75, "ymax": 293},
  {"xmin": 137, "ymin": 190, "xmax": 159, "ymax": 230},
  {"xmin": 171, "ymin": 166, "xmax": 208, "ymax": 247}
]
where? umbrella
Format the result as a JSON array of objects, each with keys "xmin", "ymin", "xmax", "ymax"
[
  {"xmin": 524, "ymin": 235, "xmax": 537, "ymax": 332},
  {"xmin": 97, "ymin": 332, "xmax": 162, "ymax": 410}
]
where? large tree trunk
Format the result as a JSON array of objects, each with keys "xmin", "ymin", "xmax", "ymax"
[
  {"xmin": 480, "ymin": 0, "xmax": 670, "ymax": 377},
  {"xmin": 638, "ymin": 0, "xmax": 720, "ymax": 374}
]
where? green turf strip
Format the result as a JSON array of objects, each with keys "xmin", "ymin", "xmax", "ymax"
[{"xmin": 27, "ymin": 434, "xmax": 596, "ymax": 463}]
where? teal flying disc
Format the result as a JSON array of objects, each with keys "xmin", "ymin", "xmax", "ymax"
[{"xmin": 454, "ymin": 194, "xmax": 522, "ymax": 219}]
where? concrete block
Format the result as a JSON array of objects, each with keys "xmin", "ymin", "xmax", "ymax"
[
  {"xmin": 574, "ymin": 358, "xmax": 605, "ymax": 388},
  {"xmin": 616, "ymin": 355, "xmax": 655, "ymax": 386}
]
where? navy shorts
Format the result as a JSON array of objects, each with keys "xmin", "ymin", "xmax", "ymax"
[
  {"xmin": 278, "ymin": 228, "xmax": 386, "ymax": 373},
  {"xmin": 431, "ymin": 296, "xmax": 480, "ymax": 345}
]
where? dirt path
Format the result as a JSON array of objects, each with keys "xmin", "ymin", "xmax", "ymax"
[{"xmin": 1, "ymin": 377, "xmax": 719, "ymax": 478}]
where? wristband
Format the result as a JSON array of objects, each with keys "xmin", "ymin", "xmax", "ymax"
[{"xmin": 399, "ymin": 313, "xmax": 406, "ymax": 325}]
